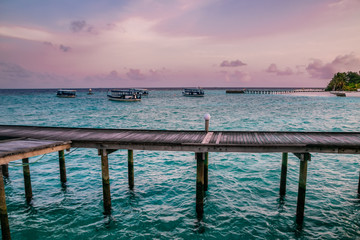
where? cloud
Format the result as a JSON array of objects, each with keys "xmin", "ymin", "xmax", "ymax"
[
  {"xmin": 70, "ymin": 20, "xmax": 96, "ymax": 34},
  {"xmin": 0, "ymin": 62, "xmax": 74, "ymax": 88},
  {"xmin": 59, "ymin": 44, "xmax": 71, "ymax": 52},
  {"xmin": 266, "ymin": 64, "xmax": 293, "ymax": 76},
  {"xmin": 43, "ymin": 41, "xmax": 72, "ymax": 53},
  {"xmin": 220, "ymin": 59, "xmax": 246, "ymax": 67},
  {"xmin": 220, "ymin": 70, "xmax": 251, "ymax": 82},
  {"xmin": 306, "ymin": 54, "xmax": 360, "ymax": 79},
  {"xmin": 126, "ymin": 69, "xmax": 146, "ymax": 80}
]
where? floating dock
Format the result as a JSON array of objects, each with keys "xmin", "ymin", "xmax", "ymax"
[{"xmin": 0, "ymin": 125, "xmax": 360, "ymax": 239}]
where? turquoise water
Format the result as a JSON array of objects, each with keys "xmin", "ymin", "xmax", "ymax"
[{"xmin": 1, "ymin": 89, "xmax": 360, "ymax": 239}]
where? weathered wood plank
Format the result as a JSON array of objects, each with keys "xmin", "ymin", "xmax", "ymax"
[{"xmin": 1, "ymin": 126, "xmax": 360, "ymax": 154}]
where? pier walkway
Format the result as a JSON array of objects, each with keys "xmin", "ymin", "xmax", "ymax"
[{"xmin": 0, "ymin": 125, "xmax": 360, "ymax": 239}]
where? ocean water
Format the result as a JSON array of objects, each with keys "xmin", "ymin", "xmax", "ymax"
[{"xmin": 1, "ymin": 89, "xmax": 360, "ymax": 239}]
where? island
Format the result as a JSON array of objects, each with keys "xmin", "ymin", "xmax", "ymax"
[{"xmin": 325, "ymin": 71, "xmax": 360, "ymax": 91}]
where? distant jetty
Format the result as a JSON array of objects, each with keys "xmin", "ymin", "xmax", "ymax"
[
  {"xmin": 226, "ymin": 89, "xmax": 245, "ymax": 93},
  {"xmin": 226, "ymin": 88, "xmax": 325, "ymax": 94}
]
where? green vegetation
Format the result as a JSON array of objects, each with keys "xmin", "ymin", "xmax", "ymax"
[{"xmin": 325, "ymin": 71, "xmax": 360, "ymax": 91}]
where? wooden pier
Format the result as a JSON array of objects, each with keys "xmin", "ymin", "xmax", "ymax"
[
  {"xmin": 226, "ymin": 88, "xmax": 325, "ymax": 94},
  {"xmin": 0, "ymin": 125, "xmax": 360, "ymax": 238}
]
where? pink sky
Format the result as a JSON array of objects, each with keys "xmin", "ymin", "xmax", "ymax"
[{"xmin": 0, "ymin": 0, "xmax": 360, "ymax": 88}]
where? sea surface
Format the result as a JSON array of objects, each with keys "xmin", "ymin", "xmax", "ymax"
[{"xmin": 1, "ymin": 89, "xmax": 360, "ymax": 239}]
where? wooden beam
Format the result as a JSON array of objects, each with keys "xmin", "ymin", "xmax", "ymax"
[
  {"xmin": 195, "ymin": 152, "xmax": 205, "ymax": 218},
  {"xmin": 0, "ymin": 166, "xmax": 11, "ymax": 240},
  {"xmin": 128, "ymin": 150, "xmax": 134, "ymax": 190},
  {"xmin": 1, "ymin": 165, "xmax": 9, "ymax": 178},
  {"xmin": 58, "ymin": 150, "xmax": 67, "ymax": 184},
  {"xmin": 0, "ymin": 143, "xmax": 71, "ymax": 165},
  {"xmin": 204, "ymin": 152, "xmax": 209, "ymax": 192},
  {"xmin": 358, "ymin": 170, "xmax": 360, "ymax": 195},
  {"xmin": 294, "ymin": 153, "xmax": 310, "ymax": 225},
  {"xmin": 100, "ymin": 150, "xmax": 111, "ymax": 215},
  {"xmin": 279, "ymin": 152, "xmax": 288, "ymax": 196},
  {"xmin": 22, "ymin": 158, "xmax": 32, "ymax": 204}
]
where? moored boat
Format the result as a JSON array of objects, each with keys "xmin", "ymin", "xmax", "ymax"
[
  {"xmin": 182, "ymin": 88, "xmax": 204, "ymax": 97},
  {"xmin": 107, "ymin": 89, "xmax": 141, "ymax": 101},
  {"xmin": 134, "ymin": 89, "xmax": 149, "ymax": 95},
  {"xmin": 87, "ymin": 88, "xmax": 93, "ymax": 95},
  {"xmin": 56, "ymin": 89, "xmax": 76, "ymax": 98}
]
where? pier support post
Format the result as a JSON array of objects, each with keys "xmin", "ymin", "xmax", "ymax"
[
  {"xmin": 204, "ymin": 152, "xmax": 209, "ymax": 192},
  {"xmin": 1, "ymin": 165, "xmax": 9, "ymax": 179},
  {"xmin": 196, "ymin": 152, "xmax": 205, "ymax": 218},
  {"xmin": 0, "ymin": 166, "xmax": 11, "ymax": 240},
  {"xmin": 279, "ymin": 153, "xmax": 288, "ymax": 196},
  {"xmin": 294, "ymin": 153, "xmax": 311, "ymax": 225},
  {"xmin": 128, "ymin": 150, "xmax": 134, "ymax": 190},
  {"xmin": 100, "ymin": 150, "xmax": 111, "ymax": 214},
  {"xmin": 358, "ymin": 170, "xmax": 360, "ymax": 195},
  {"xmin": 58, "ymin": 150, "xmax": 67, "ymax": 184},
  {"xmin": 204, "ymin": 113, "xmax": 211, "ymax": 192},
  {"xmin": 22, "ymin": 158, "xmax": 32, "ymax": 204}
]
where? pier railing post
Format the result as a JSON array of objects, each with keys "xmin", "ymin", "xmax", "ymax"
[
  {"xmin": 1, "ymin": 165, "xmax": 9, "ymax": 179},
  {"xmin": 128, "ymin": 150, "xmax": 134, "ymax": 190},
  {"xmin": 22, "ymin": 158, "xmax": 32, "ymax": 204},
  {"xmin": 294, "ymin": 153, "xmax": 311, "ymax": 225},
  {"xmin": 0, "ymin": 166, "xmax": 11, "ymax": 240},
  {"xmin": 280, "ymin": 152, "xmax": 288, "ymax": 196},
  {"xmin": 100, "ymin": 150, "xmax": 111, "ymax": 214},
  {"xmin": 204, "ymin": 113, "xmax": 211, "ymax": 192},
  {"xmin": 196, "ymin": 152, "xmax": 205, "ymax": 218},
  {"xmin": 58, "ymin": 150, "xmax": 67, "ymax": 184}
]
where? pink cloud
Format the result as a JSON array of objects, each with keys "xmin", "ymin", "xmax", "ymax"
[
  {"xmin": 220, "ymin": 70, "xmax": 251, "ymax": 82},
  {"xmin": 220, "ymin": 59, "xmax": 246, "ymax": 67},
  {"xmin": 266, "ymin": 64, "xmax": 293, "ymax": 76},
  {"xmin": 306, "ymin": 54, "xmax": 360, "ymax": 79},
  {"xmin": 126, "ymin": 68, "xmax": 146, "ymax": 80},
  {"xmin": 69, "ymin": 20, "xmax": 98, "ymax": 34}
]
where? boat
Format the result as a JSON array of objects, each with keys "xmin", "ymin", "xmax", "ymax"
[
  {"xmin": 87, "ymin": 88, "xmax": 93, "ymax": 95},
  {"xmin": 182, "ymin": 88, "xmax": 204, "ymax": 97},
  {"xmin": 56, "ymin": 89, "xmax": 76, "ymax": 98},
  {"xmin": 226, "ymin": 89, "xmax": 245, "ymax": 94},
  {"xmin": 335, "ymin": 92, "xmax": 346, "ymax": 97},
  {"xmin": 134, "ymin": 89, "xmax": 149, "ymax": 96},
  {"xmin": 107, "ymin": 89, "xmax": 141, "ymax": 101}
]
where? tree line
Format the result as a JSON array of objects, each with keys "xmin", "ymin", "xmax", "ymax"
[{"xmin": 325, "ymin": 71, "xmax": 360, "ymax": 91}]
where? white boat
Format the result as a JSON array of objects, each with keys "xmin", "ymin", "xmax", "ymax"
[
  {"xmin": 87, "ymin": 88, "xmax": 93, "ymax": 95},
  {"xmin": 56, "ymin": 89, "xmax": 76, "ymax": 98},
  {"xmin": 134, "ymin": 89, "xmax": 149, "ymax": 95},
  {"xmin": 182, "ymin": 88, "xmax": 204, "ymax": 97},
  {"xmin": 107, "ymin": 89, "xmax": 141, "ymax": 101}
]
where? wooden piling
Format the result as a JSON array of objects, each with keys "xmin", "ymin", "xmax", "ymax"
[
  {"xmin": 295, "ymin": 153, "xmax": 310, "ymax": 224},
  {"xmin": 358, "ymin": 170, "xmax": 360, "ymax": 195},
  {"xmin": 195, "ymin": 152, "xmax": 205, "ymax": 218},
  {"xmin": 58, "ymin": 150, "xmax": 67, "ymax": 184},
  {"xmin": 1, "ymin": 165, "xmax": 9, "ymax": 179},
  {"xmin": 22, "ymin": 158, "xmax": 32, "ymax": 204},
  {"xmin": 0, "ymin": 166, "xmax": 11, "ymax": 240},
  {"xmin": 204, "ymin": 152, "xmax": 209, "ymax": 191},
  {"xmin": 100, "ymin": 150, "xmax": 111, "ymax": 214},
  {"xmin": 128, "ymin": 150, "xmax": 134, "ymax": 190},
  {"xmin": 204, "ymin": 114, "xmax": 210, "ymax": 191},
  {"xmin": 279, "ymin": 152, "xmax": 288, "ymax": 196}
]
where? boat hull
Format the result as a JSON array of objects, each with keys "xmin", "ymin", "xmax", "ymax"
[
  {"xmin": 182, "ymin": 94, "xmax": 204, "ymax": 97},
  {"xmin": 56, "ymin": 95, "xmax": 76, "ymax": 98},
  {"xmin": 107, "ymin": 96, "xmax": 141, "ymax": 102}
]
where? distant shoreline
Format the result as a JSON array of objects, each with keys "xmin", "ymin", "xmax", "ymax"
[{"xmin": 0, "ymin": 87, "xmax": 326, "ymax": 91}]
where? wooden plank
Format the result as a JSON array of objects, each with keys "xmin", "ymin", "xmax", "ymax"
[
  {"xmin": 0, "ymin": 142, "xmax": 71, "ymax": 165},
  {"xmin": 201, "ymin": 132, "xmax": 213, "ymax": 144},
  {"xmin": 215, "ymin": 132, "xmax": 222, "ymax": 144}
]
